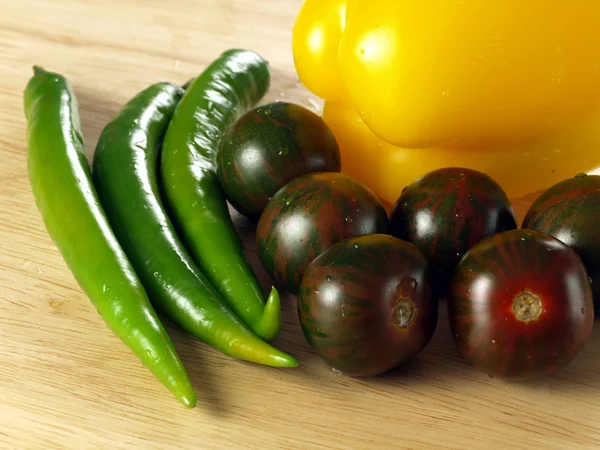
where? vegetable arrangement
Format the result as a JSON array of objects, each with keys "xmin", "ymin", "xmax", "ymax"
[
  {"xmin": 24, "ymin": 50, "xmax": 296, "ymax": 408},
  {"xmin": 92, "ymin": 79, "xmax": 294, "ymax": 368},
  {"xmin": 24, "ymin": 46, "xmax": 598, "ymax": 408},
  {"xmin": 389, "ymin": 168, "xmax": 517, "ymax": 295},
  {"xmin": 256, "ymin": 172, "xmax": 389, "ymax": 295},
  {"xmin": 292, "ymin": 0, "xmax": 600, "ymax": 206}
]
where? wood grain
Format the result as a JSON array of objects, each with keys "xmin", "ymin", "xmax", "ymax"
[{"xmin": 1, "ymin": 1, "xmax": 600, "ymax": 449}]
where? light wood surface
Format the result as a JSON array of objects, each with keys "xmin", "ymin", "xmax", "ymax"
[{"xmin": 2, "ymin": 1, "xmax": 600, "ymax": 449}]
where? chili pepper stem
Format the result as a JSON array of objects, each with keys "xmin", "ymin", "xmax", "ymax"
[{"xmin": 253, "ymin": 287, "xmax": 281, "ymax": 341}]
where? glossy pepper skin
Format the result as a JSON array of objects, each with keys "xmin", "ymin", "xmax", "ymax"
[
  {"xmin": 24, "ymin": 68, "xmax": 196, "ymax": 408},
  {"xmin": 92, "ymin": 82, "xmax": 297, "ymax": 369},
  {"xmin": 160, "ymin": 49, "xmax": 281, "ymax": 341},
  {"xmin": 292, "ymin": 0, "xmax": 600, "ymax": 205}
]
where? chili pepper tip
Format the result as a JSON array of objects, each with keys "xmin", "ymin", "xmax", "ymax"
[{"xmin": 253, "ymin": 286, "xmax": 282, "ymax": 341}]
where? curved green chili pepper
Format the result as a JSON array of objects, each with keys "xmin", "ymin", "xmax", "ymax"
[
  {"xmin": 92, "ymin": 82, "xmax": 296, "ymax": 368},
  {"xmin": 24, "ymin": 67, "xmax": 196, "ymax": 408},
  {"xmin": 160, "ymin": 49, "xmax": 281, "ymax": 340}
]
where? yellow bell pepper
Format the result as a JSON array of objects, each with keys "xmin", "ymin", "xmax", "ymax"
[{"xmin": 292, "ymin": 0, "xmax": 600, "ymax": 206}]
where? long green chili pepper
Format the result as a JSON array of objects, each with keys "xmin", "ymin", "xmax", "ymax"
[
  {"xmin": 160, "ymin": 49, "xmax": 281, "ymax": 340},
  {"xmin": 92, "ymin": 82, "xmax": 297, "ymax": 368},
  {"xmin": 24, "ymin": 67, "xmax": 196, "ymax": 408}
]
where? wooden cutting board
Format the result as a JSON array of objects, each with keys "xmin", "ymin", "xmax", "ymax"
[{"xmin": 1, "ymin": 1, "xmax": 599, "ymax": 448}]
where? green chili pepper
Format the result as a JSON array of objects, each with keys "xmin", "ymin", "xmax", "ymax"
[
  {"xmin": 160, "ymin": 49, "xmax": 281, "ymax": 341},
  {"xmin": 24, "ymin": 67, "xmax": 196, "ymax": 408},
  {"xmin": 92, "ymin": 82, "xmax": 297, "ymax": 368}
]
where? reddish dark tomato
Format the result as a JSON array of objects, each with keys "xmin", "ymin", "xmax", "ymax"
[
  {"xmin": 522, "ymin": 173, "xmax": 600, "ymax": 314},
  {"xmin": 217, "ymin": 102, "xmax": 341, "ymax": 220},
  {"xmin": 448, "ymin": 229, "xmax": 593, "ymax": 381},
  {"xmin": 256, "ymin": 172, "xmax": 388, "ymax": 295},
  {"xmin": 298, "ymin": 234, "xmax": 437, "ymax": 376},
  {"xmin": 389, "ymin": 167, "xmax": 517, "ymax": 295}
]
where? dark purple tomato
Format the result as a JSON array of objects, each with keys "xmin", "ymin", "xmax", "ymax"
[
  {"xmin": 448, "ymin": 229, "xmax": 593, "ymax": 381},
  {"xmin": 256, "ymin": 172, "xmax": 388, "ymax": 295},
  {"xmin": 389, "ymin": 167, "xmax": 517, "ymax": 295},
  {"xmin": 298, "ymin": 234, "xmax": 437, "ymax": 376},
  {"xmin": 522, "ymin": 173, "xmax": 600, "ymax": 314},
  {"xmin": 217, "ymin": 102, "xmax": 341, "ymax": 220}
]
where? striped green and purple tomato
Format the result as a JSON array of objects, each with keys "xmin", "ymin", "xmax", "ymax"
[
  {"xmin": 298, "ymin": 234, "xmax": 437, "ymax": 377},
  {"xmin": 217, "ymin": 102, "xmax": 341, "ymax": 220},
  {"xmin": 256, "ymin": 172, "xmax": 388, "ymax": 295},
  {"xmin": 448, "ymin": 229, "xmax": 593, "ymax": 380},
  {"xmin": 522, "ymin": 173, "xmax": 600, "ymax": 313},
  {"xmin": 389, "ymin": 167, "xmax": 517, "ymax": 295}
]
